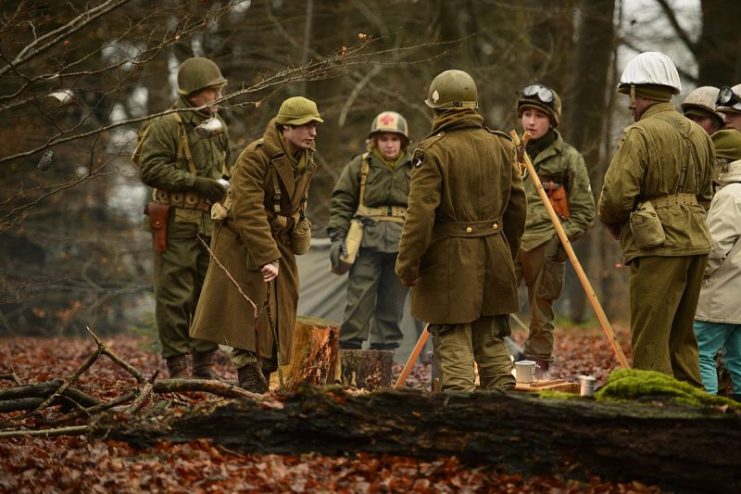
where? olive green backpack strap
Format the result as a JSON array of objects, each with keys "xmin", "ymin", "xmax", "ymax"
[
  {"xmin": 171, "ymin": 112, "xmax": 197, "ymax": 175},
  {"xmin": 358, "ymin": 152, "xmax": 370, "ymax": 209}
]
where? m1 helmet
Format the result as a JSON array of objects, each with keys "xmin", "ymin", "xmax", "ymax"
[
  {"xmin": 177, "ymin": 57, "xmax": 227, "ymax": 96},
  {"xmin": 369, "ymin": 111, "xmax": 409, "ymax": 140},
  {"xmin": 517, "ymin": 84, "xmax": 562, "ymax": 127},
  {"xmin": 617, "ymin": 51, "xmax": 681, "ymax": 94},
  {"xmin": 681, "ymin": 86, "xmax": 725, "ymax": 127},
  {"xmin": 425, "ymin": 69, "xmax": 478, "ymax": 109}
]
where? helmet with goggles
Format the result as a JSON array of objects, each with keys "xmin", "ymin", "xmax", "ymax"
[
  {"xmin": 517, "ymin": 83, "xmax": 562, "ymax": 126},
  {"xmin": 716, "ymin": 84, "xmax": 741, "ymax": 114}
]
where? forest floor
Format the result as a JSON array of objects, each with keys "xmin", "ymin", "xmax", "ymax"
[{"xmin": 1, "ymin": 324, "xmax": 665, "ymax": 493}]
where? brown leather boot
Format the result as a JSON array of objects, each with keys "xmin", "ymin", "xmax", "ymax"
[
  {"xmin": 166, "ymin": 355, "xmax": 188, "ymax": 379},
  {"xmin": 192, "ymin": 350, "xmax": 217, "ymax": 379},
  {"xmin": 237, "ymin": 362, "xmax": 268, "ymax": 393}
]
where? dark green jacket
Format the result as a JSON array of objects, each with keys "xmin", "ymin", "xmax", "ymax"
[
  {"xmin": 327, "ymin": 151, "xmax": 413, "ymax": 253},
  {"xmin": 521, "ymin": 130, "xmax": 595, "ymax": 251},
  {"xmin": 396, "ymin": 110, "xmax": 527, "ymax": 324},
  {"xmin": 138, "ymin": 97, "xmax": 230, "ymax": 234},
  {"xmin": 598, "ymin": 102, "xmax": 714, "ymax": 263}
]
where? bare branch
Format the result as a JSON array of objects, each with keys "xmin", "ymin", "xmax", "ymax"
[{"xmin": 654, "ymin": 0, "xmax": 698, "ymax": 58}]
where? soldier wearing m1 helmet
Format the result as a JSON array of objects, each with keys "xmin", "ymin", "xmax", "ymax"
[
  {"xmin": 598, "ymin": 51, "xmax": 715, "ymax": 386},
  {"xmin": 681, "ymin": 86, "xmax": 725, "ymax": 134},
  {"xmin": 138, "ymin": 56, "xmax": 231, "ymax": 379},
  {"xmin": 716, "ymin": 83, "xmax": 741, "ymax": 131},
  {"xmin": 513, "ymin": 83, "xmax": 595, "ymax": 376},
  {"xmin": 328, "ymin": 111, "xmax": 413, "ymax": 352},
  {"xmin": 396, "ymin": 69, "xmax": 527, "ymax": 392}
]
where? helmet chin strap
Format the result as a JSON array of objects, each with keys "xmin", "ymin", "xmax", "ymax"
[{"xmin": 629, "ymin": 85, "xmax": 637, "ymax": 107}]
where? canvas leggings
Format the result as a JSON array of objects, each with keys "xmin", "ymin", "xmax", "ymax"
[
  {"xmin": 515, "ymin": 238, "xmax": 567, "ymax": 362},
  {"xmin": 629, "ymin": 255, "xmax": 706, "ymax": 387},
  {"xmin": 340, "ymin": 249, "xmax": 407, "ymax": 348},
  {"xmin": 430, "ymin": 315, "xmax": 515, "ymax": 392},
  {"xmin": 153, "ymin": 217, "xmax": 217, "ymax": 358}
]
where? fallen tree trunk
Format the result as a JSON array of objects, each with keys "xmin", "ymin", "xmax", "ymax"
[{"xmin": 91, "ymin": 388, "xmax": 740, "ymax": 494}]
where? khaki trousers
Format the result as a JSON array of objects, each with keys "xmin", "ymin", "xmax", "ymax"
[
  {"xmin": 430, "ymin": 315, "xmax": 515, "ymax": 392},
  {"xmin": 629, "ymin": 255, "xmax": 705, "ymax": 386}
]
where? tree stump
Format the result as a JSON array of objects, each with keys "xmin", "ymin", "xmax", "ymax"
[
  {"xmin": 340, "ymin": 349, "xmax": 393, "ymax": 390},
  {"xmin": 279, "ymin": 316, "xmax": 340, "ymax": 391}
]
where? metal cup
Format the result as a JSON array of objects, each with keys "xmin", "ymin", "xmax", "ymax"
[
  {"xmin": 515, "ymin": 360, "xmax": 538, "ymax": 384},
  {"xmin": 578, "ymin": 375, "xmax": 596, "ymax": 397},
  {"xmin": 194, "ymin": 117, "xmax": 225, "ymax": 138}
]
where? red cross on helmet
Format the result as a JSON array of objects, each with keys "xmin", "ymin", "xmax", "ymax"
[{"xmin": 369, "ymin": 111, "xmax": 409, "ymax": 140}]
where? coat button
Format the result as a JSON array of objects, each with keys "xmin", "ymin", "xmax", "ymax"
[
  {"xmin": 465, "ymin": 226, "xmax": 473, "ymax": 233},
  {"xmin": 493, "ymin": 222, "xmax": 498, "ymax": 229}
]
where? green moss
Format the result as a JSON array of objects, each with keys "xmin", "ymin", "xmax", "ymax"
[{"xmin": 595, "ymin": 368, "xmax": 739, "ymax": 408}]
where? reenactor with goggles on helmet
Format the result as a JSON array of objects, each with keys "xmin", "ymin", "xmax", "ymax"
[
  {"xmin": 680, "ymin": 86, "xmax": 725, "ymax": 135},
  {"xmin": 396, "ymin": 69, "xmax": 527, "ymax": 392},
  {"xmin": 191, "ymin": 96, "xmax": 323, "ymax": 393},
  {"xmin": 137, "ymin": 56, "xmax": 230, "ymax": 379},
  {"xmin": 599, "ymin": 51, "xmax": 715, "ymax": 386},
  {"xmin": 716, "ymin": 84, "xmax": 741, "ymax": 132},
  {"xmin": 328, "ymin": 111, "xmax": 414, "ymax": 352},
  {"xmin": 513, "ymin": 83, "xmax": 595, "ymax": 376}
]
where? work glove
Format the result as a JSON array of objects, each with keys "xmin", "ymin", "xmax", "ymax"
[
  {"xmin": 192, "ymin": 177, "xmax": 227, "ymax": 203},
  {"xmin": 329, "ymin": 238, "xmax": 348, "ymax": 270}
]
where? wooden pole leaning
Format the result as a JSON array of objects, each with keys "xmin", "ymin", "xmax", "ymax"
[
  {"xmin": 393, "ymin": 324, "xmax": 430, "ymax": 389},
  {"xmin": 509, "ymin": 131, "xmax": 630, "ymax": 369}
]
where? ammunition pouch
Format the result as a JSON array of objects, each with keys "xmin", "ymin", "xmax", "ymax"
[
  {"xmin": 543, "ymin": 180, "xmax": 570, "ymax": 220},
  {"xmin": 144, "ymin": 202, "xmax": 170, "ymax": 253},
  {"xmin": 630, "ymin": 201, "xmax": 665, "ymax": 249},
  {"xmin": 153, "ymin": 188, "xmax": 210, "ymax": 212}
]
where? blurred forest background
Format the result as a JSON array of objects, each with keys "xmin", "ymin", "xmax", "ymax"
[{"xmin": 1, "ymin": 0, "xmax": 740, "ymax": 336}]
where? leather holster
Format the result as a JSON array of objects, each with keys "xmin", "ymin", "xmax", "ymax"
[{"xmin": 144, "ymin": 202, "xmax": 170, "ymax": 253}]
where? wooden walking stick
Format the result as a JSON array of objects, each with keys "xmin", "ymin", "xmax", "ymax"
[
  {"xmin": 510, "ymin": 130, "xmax": 629, "ymax": 368},
  {"xmin": 393, "ymin": 324, "xmax": 430, "ymax": 389}
]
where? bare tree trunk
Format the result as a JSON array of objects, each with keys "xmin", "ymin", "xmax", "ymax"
[
  {"xmin": 563, "ymin": 0, "xmax": 616, "ymax": 323},
  {"xmin": 697, "ymin": 0, "xmax": 741, "ymax": 84}
]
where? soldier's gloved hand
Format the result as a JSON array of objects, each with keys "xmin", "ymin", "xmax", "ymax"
[
  {"xmin": 544, "ymin": 235, "xmax": 567, "ymax": 262},
  {"xmin": 329, "ymin": 238, "xmax": 348, "ymax": 270},
  {"xmin": 193, "ymin": 177, "xmax": 227, "ymax": 203}
]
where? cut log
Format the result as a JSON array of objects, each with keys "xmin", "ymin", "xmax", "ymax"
[
  {"xmin": 340, "ymin": 349, "xmax": 393, "ymax": 390},
  {"xmin": 280, "ymin": 316, "xmax": 340, "ymax": 391},
  {"xmin": 92, "ymin": 388, "xmax": 740, "ymax": 494}
]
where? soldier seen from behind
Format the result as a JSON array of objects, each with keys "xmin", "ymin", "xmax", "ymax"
[
  {"xmin": 137, "ymin": 57, "xmax": 230, "ymax": 379},
  {"xmin": 598, "ymin": 51, "xmax": 715, "ymax": 386},
  {"xmin": 396, "ymin": 69, "xmax": 527, "ymax": 392}
]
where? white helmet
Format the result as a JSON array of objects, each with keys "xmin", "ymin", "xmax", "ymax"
[
  {"xmin": 618, "ymin": 51, "xmax": 681, "ymax": 94},
  {"xmin": 716, "ymin": 83, "xmax": 741, "ymax": 114},
  {"xmin": 681, "ymin": 86, "xmax": 725, "ymax": 124}
]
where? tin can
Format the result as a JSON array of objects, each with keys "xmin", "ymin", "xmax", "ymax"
[
  {"xmin": 515, "ymin": 360, "xmax": 538, "ymax": 384},
  {"xmin": 578, "ymin": 375, "xmax": 596, "ymax": 397}
]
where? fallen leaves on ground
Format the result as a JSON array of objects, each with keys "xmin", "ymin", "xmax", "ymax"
[{"xmin": 0, "ymin": 329, "xmax": 656, "ymax": 494}]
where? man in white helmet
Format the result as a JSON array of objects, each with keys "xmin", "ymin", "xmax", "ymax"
[
  {"xmin": 681, "ymin": 86, "xmax": 725, "ymax": 135},
  {"xmin": 598, "ymin": 52, "xmax": 715, "ymax": 386},
  {"xmin": 716, "ymin": 84, "xmax": 741, "ymax": 131}
]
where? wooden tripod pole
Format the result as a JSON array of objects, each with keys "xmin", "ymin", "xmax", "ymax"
[
  {"xmin": 393, "ymin": 325, "xmax": 430, "ymax": 389},
  {"xmin": 510, "ymin": 131, "xmax": 630, "ymax": 369}
]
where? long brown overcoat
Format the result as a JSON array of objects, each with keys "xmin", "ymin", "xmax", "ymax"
[
  {"xmin": 395, "ymin": 110, "xmax": 527, "ymax": 324},
  {"xmin": 190, "ymin": 118, "xmax": 316, "ymax": 364}
]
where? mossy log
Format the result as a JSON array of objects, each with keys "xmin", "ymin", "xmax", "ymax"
[{"xmin": 92, "ymin": 387, "xmax": 740, "ymax": 494}]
